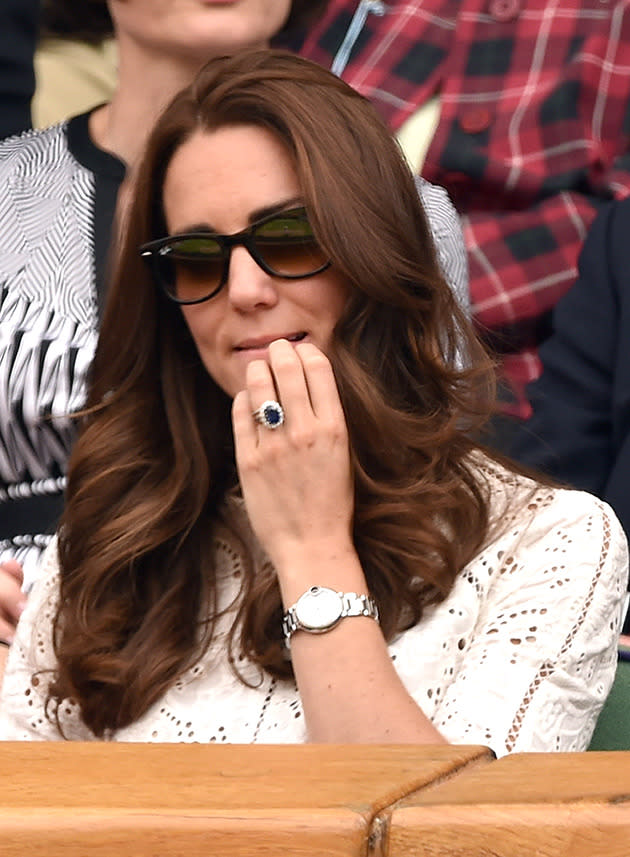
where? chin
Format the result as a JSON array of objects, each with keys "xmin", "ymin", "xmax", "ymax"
[
  {"xmin": 187, "ymin": 17, "xmax": 282, "ymax": 51},
  {"xmin": 212, "ymin": 373, "xmax": 240, "ymax": 401}
]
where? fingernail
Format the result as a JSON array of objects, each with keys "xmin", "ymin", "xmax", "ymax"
[{"xmin": 17, "ymin": 599, "xmax": 27, "ymax": 615}]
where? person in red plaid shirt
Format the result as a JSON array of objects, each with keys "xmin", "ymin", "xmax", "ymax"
[{"xmin": 286, "ymin": 0, "xmax": 630, "ymax": 425}]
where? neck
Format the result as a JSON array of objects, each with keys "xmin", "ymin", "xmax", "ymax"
[{"xmin": 89, "ymin": 48, "xmax": 205, "ymax": 167}]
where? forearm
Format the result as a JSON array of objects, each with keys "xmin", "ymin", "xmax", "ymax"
[
  {"xmin": 235, "ymin": 341, "xmax": 447, "ymax": 743},
  {"xmin": 278, "ymin": 546, "xmax": 447, "ymax": 745}
]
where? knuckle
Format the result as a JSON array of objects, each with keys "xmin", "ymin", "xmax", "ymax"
[
  {"xmin": 288, "ymin": 427, "xmax": 317, "ymax": 449},
  {"xmin": 238, "ymin": 447, "xmax": 262, "ymax": 473},
  {"xmin": 325, "ymin": 417, "xmax": 348, "ymax": 444},
  {"xmin": 263, "ymin": 436, "xmax": 286, "ymax": 462},
  {"xmin": 241, "ymin": 441, "xmax": 283, "ymax": 472}
]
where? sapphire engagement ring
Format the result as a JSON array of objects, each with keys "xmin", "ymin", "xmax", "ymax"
[{"xmin": 252, "ymin": 400, "xmax": 285, "ymax": 429}]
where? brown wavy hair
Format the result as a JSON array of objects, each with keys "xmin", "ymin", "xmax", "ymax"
[
  {"xmin": 49, "ymin": 49, "xmax": 499, "ymax": 737},
  {"xmin": 40, "ymin": 0, "xmax": 329, "ymax": 43}
]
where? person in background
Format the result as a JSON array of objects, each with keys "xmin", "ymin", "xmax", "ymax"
[
  {"xmin": 509, "ymin": 196, "xmax": 630, "ymax": 639},
  {"xmin": 0, "ymin": 50, "xmax": 625, "ymax": 751},
  {"xmin": 33, "ymin": 0, "xmax": 117, "ymax": 129},
  {"xmin": 286, "ymin": 0, "xmax": 630, "ymax": 435},
  {"xmin": 0, "ymin": 0, "xmax": 39, "ymax": 138}
]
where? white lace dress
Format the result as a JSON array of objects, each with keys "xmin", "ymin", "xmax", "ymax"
[{"xmin": 0, "ymin": 460, "xmax": 627, "ymax": 756}]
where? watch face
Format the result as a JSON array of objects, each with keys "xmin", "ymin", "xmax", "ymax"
[{"xmin": 295, "ymin": 586, "xmax": 343, "ymax": 632}]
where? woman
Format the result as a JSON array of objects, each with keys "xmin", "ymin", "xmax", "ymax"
[
  {"xmin": 0, "ymin": 0, "xmax": 466, "ymax": 640},
  {"xmin": 1, "ymin": 51, "xmax": 625, "ymax": 752},
  {"xmin": 0, "ymin": 0, "xmax": 328, "ymax": 633}
]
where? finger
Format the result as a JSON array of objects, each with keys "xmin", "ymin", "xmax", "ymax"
[
  {"xmin": 0, "ymin": 576, "xmax": 27, "ymax": 624},
  {"xmin": 245, "ymin": 357, "xmax": 278, "ymax": 408},
  {"xmin": 0, "ymin": 560, "xmax": 24, "ymax": 586},
  {"xmin": 0, "ymin": 615, "xmax": 17, "ymax": 645},
  {"xmin": 232, "ymin": 389, "xmax": 259, "ymax": 467},
  {"xmin": 266, "ymin": 339, "xmax": 312, "ymax": 427},
  {"xmin": 294, "ymin": 342, "xmax": 345, "ymax": 423},
  {"xmin": 245, "ymin": 356, "xmax": 288, "ymax": 439}
]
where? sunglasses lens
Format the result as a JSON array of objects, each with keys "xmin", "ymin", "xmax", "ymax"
[
  {"xmin": 145, "ymin": 210, "xmax": 329, "ymax": 303},
  {"xmin": 254, "ymin": 212, "xmax": 328, "ymax": 276},
  {"xmin": 158, "ymin": 236, "xmax": 224, "ymax": 302}
]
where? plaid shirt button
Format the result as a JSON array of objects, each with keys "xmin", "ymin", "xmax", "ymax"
[
  {"xmin": 459, "ymin": 108, "xmax": 493, "ymax": 134},
  {"xmin": 489, "ymin": 0, "xmax": 521, "ymax": 22}
]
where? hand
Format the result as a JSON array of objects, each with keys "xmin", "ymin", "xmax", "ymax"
[
  {"xmin": 0, "ymin": 560, "xmax": 26, "ymax": 644},
  {"xmin": 232, "ymin": 339, "xmax": 354, "ymax": 576}
]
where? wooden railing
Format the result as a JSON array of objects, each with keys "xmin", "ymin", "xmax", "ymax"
[{"xmin": 0, "ymin": 743, "xmax": 627, "ymax": 856}]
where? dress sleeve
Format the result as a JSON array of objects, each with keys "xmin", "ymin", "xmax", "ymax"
[
  {"xmin": 433, "ymin": 488, "xmax": 629, "ymax": 756},
  {"xmin": 0, "ymin": 539, "xmax": 92, "ymax": 740}
]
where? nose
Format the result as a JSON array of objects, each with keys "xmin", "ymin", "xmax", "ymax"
[{"xmin": 225, "ymin": 245, "xmax": 279, "ymax": 311}]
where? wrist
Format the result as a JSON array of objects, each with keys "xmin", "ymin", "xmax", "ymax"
[
  {"xmin": 273, "ymin": 540, "xmax": 365, "ymax": 607},
  {"xmin": 282, "ymin": 586, "xmax": 379, "ymax": 647}
]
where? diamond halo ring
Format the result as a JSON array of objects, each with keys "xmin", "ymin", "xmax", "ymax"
[{"xmin": 252, "ymin": 399, "xmax": 285, "ymax": 430}]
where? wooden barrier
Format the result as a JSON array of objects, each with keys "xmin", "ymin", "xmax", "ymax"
[
  {"xmin": 386, "ymin": 751, "xmax": 630, "ymax": 857},
  {"xmin": 0, "ymin": 743, "xmax": 492, "ymax": 857},
  {"xmin": 0, "ymin": 743, "xmax": 628, "ymax": 856}
]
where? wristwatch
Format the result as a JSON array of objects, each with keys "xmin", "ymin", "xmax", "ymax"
[{"xmin": 282, "ymin": 585, "xmax": 379, "ymax": 646}]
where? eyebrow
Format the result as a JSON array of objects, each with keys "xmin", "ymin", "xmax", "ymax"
[{"xmin": 171, "ymin": 196, "xmax": 304, "ymax": 236}]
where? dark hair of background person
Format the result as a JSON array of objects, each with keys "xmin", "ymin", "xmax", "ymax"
[
  {"xmin": 49, "ymin": 49, "xmax": 498, "ymax": 737},
  {"xmin": 39, "ymin": 0, "xmax": 329, "ymax": 43},
  {"xmin": 0, "ymin": 0, "xmax": 39, "ymax": 137}
]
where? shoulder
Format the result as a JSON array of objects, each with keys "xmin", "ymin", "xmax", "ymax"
[
  {"xmin": 414, "ymin": 175, "xmax": 469, "ymax": 316},
  {"xmin": 415, "ymin": 175, "xmax": 464, "ymax": 250},
  {"xmin": 473, "ymin": 455, "xmax": 628, "ymax": 604},
  {"xmin": 597, "ymin": 197, "xmax": 630, "ymax": 272},
  {"xmin": 454, "ymin": 455, "xmax": 629, "ymax": 610},
  {"xmin": 0, "ymin": 121, "xmax": 73, "ymax": 180}
]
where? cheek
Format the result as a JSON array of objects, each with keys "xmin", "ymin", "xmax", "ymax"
[
  {"xmin": 319, "ymin": 277, "xmax": 351, "ymax": 331},
  {"xmin": 179, "ymin": 306, "xmax": 219, "ymax": 361},
  {"xmin": 180, "ymin": 297, "xmax": 222, "ymax": 336},
  {"xmin": 181, "ymin": 313, "xmax": 228, "ymax": 389},
  {"xmin": 180, "ymin": 307, "xmax": 199, "ymax": 345}
]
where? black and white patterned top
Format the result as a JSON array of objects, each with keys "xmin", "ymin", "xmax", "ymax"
[
  {"xmin": 0, "ymin": 114, "xmax": 466, "ymax": 590},
  {"xmin": 0, "ymin": 113, "xmax": 124, "ymax": 589}
]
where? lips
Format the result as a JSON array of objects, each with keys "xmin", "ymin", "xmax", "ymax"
[{"xmin": 234, "ymin": 332, "xmax": 307, "ymax": 351}]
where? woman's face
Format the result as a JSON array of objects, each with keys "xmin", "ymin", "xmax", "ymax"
[
  {"xmin": 160, "ymin": 124, "xmax": 350, "ymax": 399},
  {"xmin": 109, "ymin": 0, "xmax": 293, "ymax": 61}
]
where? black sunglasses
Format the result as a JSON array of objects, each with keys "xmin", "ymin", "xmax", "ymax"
[{"xmin": 139, "ymin": 206, "xmax": 331, "ymax": 305}]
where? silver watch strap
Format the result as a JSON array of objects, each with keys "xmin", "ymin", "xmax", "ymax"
[{"xmin": 282, "ymin": 588, "xmax": 379, "ymax": 644}]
